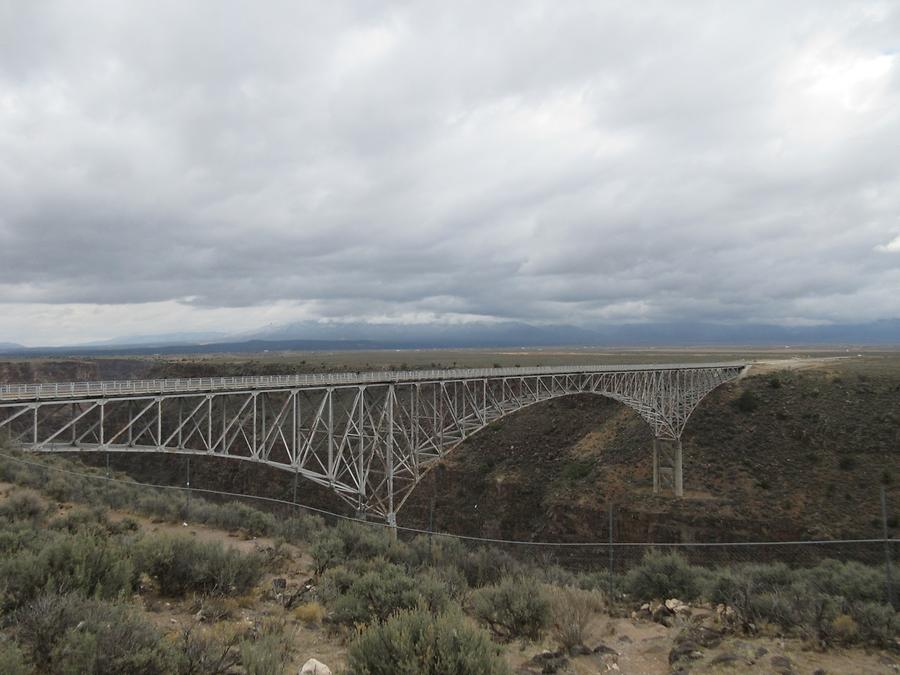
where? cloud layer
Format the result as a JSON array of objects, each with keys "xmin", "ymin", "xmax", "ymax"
[{"xmin": 1, "ymin": 1, "xmax": 899, "ymax": 344}]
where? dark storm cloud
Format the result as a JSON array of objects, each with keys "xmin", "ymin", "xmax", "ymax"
[{"xmin": 1, "ymin": 1, "xmax": 899, "ymax": 343}]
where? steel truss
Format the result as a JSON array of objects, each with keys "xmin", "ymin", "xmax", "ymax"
[{"xmin": 0, "ymin": 363, "xmax": 746, "ymax": 525}]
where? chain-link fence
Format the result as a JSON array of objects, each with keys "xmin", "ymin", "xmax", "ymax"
[{"xmin": 1, "ymin": 448, "xmax": 896, "ymax": 614}]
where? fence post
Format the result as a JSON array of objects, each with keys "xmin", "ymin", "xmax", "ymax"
[
  {"xmin": 608, "ymin": 502, "xmax": 614, "ymax": 608},
  {"xmin": 185, "ymin": 456, "xmax": 191, "ymax": 517},
  {"xmin": 881, "ymin": 485, "xmax": 895, "ymax": 608}
]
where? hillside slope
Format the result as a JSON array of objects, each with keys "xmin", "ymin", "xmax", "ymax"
[{"xmin": 401, "ymin": 358, "xmax": 900, "ymax": 542}]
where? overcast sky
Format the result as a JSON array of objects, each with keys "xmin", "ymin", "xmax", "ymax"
[{"xmin": 1, "ymin": 1, "xmax": 899, "ymax": 345}]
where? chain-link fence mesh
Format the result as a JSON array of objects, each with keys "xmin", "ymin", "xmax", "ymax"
[{"xmin": 1, "ymin": 449, "xmax": 896, "ymax": 612}]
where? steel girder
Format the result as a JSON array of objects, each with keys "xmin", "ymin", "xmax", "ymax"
[{"xmin": 0, "ymin": 364, "xmax": 746, "ymax": 523}]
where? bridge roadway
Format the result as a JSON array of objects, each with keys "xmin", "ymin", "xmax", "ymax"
[
  {"xmin": 0, "ymin": 362, "xmax": 748, "ymax": 526},
  {"xmin": 0, "ymin": 362, "xmax": 747, "ymax": 402}
]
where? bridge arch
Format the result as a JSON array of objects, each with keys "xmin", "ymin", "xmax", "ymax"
[{"xmin": 0, "ymin": 363, "xmax": 747, "ymax": 527}]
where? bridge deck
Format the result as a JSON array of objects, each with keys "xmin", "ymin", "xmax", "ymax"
[{"xmin": 0, "ymin": 362, "xmax": 748, "ymax": 403}]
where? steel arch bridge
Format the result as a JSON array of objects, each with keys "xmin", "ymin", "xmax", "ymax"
[{"xmin": 0, "ymin": 363, "xmax": 747, "ymax": 526}]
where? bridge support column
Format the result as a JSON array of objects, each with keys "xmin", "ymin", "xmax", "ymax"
[
  {"xmin": 674, "ymin": 439, "xmax": 683, "ymax": 498},
  {"xmin": 652, "ymin": 437, "xmax": 684, "ymax": 498},
  {"xmin": 386, "ymin": 511, "xmax": 397, "ymax": 539}
]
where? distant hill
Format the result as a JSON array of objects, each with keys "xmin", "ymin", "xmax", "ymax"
[{"xmin": 2, "ymin": 318, "xmax": 898, "ymax": 357}]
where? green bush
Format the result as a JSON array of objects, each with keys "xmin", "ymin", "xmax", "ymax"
[
  {"xmin": 14, "ymin": 594, "xmax": 171, "ymax": 674},
  {"xmin": 460, "ymin": 546, "xmax": 521, "ymax": 588},
  {"xmin": 190, "ymin": 500, "xmax": 277, "ymax": 537},
  {"xmin": 798, "ymin": 559, "xmax": 886, "ymax": 604},
  {"xmin": 347, "ymin": 608, "xmax": 509, "ymax": 675},
  {"xmin": 135, "ymin": 533, "xmax": 263, "ymax": 597},
  {"xmin": 0, "ymin": 639, "xmax": 28, "ymax": 675},
  {"xmin": 624, "ymin": 551, "xmax": 703, "ymax": 602},
  {"xmin": 470, "ymin": 577, "xmax": 550, "ymax": 642},
  {"xmin": 848, "ymin": 601, "xmax": 900, "ymax": 646},
  {"xmin": 310, "ymin": 529, "xmax": 345, "ymax": 575},
  {"xmin": 328, "ymin": 563, "xmax": 426, "ymax": 627},
  {"xmin": 0, "ymin": 530, "xmax": 135, "ymax": 611},
  {"xmin": 0, "ymin": 490, "xmax": 47, "ymax": 522}
]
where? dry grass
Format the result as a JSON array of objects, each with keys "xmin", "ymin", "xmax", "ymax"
[{"xmin": 293, "ymin": 601, "xmax": 326, "ymax": 626}]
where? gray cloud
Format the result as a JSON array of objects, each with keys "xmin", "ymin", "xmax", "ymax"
[{"xmin": 1, "ymin": 1, "xmax": 899, "ymax": 344}]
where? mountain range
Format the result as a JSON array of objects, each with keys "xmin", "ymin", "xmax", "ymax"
[{"xmin": 1, "ymin": 319, "xmax": 898, "ymax": 357}]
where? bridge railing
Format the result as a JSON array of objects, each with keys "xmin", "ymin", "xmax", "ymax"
[{"xmin": 0, "ymin": 362, "xmax": 747, "ymax": 402}]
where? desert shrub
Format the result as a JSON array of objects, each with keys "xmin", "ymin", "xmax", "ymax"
[
  {"xmin": 536, "ymin": 564, "xmax": 580, "ymax": 589},
  {"xmin": 191, "ymin": 595, "xmax": 241, "ymax": 623},
  {"xmin": 135, "ymin": 533, "xmax": 263, "ymax": 597},
  {"xmin": 335, "ymin": 520, "xmax": 394, "ymax": 560},
  {"xmin": 317, "ymin": 564, "xmax": 358, "ymax": 605},
  {"xmin": 294, "ymin": 601, "xmax": 326, "ymax": 626},
  {"xmin": 798, "ymin": 559, "xmax": 885, "ymax": 604},
  {"xmin": 848, "ymin": 601, "xmax": 900, "ymax": 646},
  {"xmin": 732, "ymin": 389, "xmax": 759, "ymax": 413},
  {"xmin": 45, "ymin": 475, "xmax": 78, "ymax": 502},
  {"xmin": 0, "ymin": 639, "xmax": 28, "ymax": 675},
  {"xmin": 169, "ymin": 624, "xmax": 242, "ymax": 675},
  {"xmin": 706, "ymin": 560, "xmax": 898, "ymax": 644},
  {"xmin": 328, "ymin": 563, "xmax": 427, "ymax": 627},
  {"xmin": 460, "ymin": 546, "xmax": 521, "ymax": 588},
  {"xmin": 310, "ymin": 529, "xmax": 345, "ymax": 575},
  {"xmin": 48, "ymin": 505, "xmax": 112, "ymax": 534},
  {"xmin": 470, "ymin": 577, "xmax": 550, "ymax": 642},
  {"xmin": 413, "ymin": 569, "xmax": 457, "ymax": 614},
  {"xmin": 0, "ymin": 489, "xmax": 46, "ymax": 522},
  {"xmin": 238, "ymin": 622, "xmax": 292, "ymax": 675},
  {"xmin": 624, "ymin": 551, "xmax": 702, "ymax": 602},
  {"xmin": 347, "ymin": 608, "xmax": 509, "ymax": 675},
  {"xmin": 193, "ymin": 501, "xmax": 276, "ymax": 537},
  {"xmin": 136, "ymin": 493, "xmax": 179, "ymax": 520},
  {"xmin": 830, "ymin": 613, "xmax": 859, "ymax": 644},
  {"xmin": 0, "ymin": 530, "xmax": 135, "ymax": 611},
  {"xmin": 272, "ymin": 510, "xmax": 324, "ymax": 542},
  {"xmin": 550, "ymin": 586, "xmax": 601, "ymax": 653},
  {"xmin": 422, "ymin": 565, "xmax": 468, "ymax": 603},
  {"xmin": 14, "ymin": 594, "xmax": 171, "ymax": 673}
]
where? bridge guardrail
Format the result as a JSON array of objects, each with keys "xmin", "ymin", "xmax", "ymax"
[{"xmin": 0, "ymin": 362, "xmax": 748, "ymax": 402}]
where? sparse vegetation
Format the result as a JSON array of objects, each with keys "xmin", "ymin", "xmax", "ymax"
[{"xmin": 550, "ymin": 586, "xmax": 602, "ymax": 653}]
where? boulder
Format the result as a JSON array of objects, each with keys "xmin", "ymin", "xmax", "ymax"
[
  {"xmin": 529, "ymin": 650, "xmax": 568, "ymax": 674},
  {"xmin": 770, "ymin": 655, "xmax": 793, "ymax": 675},
  {"xmin": 665, "ymin": 598, "xmax": 691, "ymax": 615},
  {"xmin": 668, "ymin": 640, "xmax": 703, "ymax": 666},
  {"xmin": 709, "ymin": 653, "xmax": 745, "ymax": 668},
  {"xmin": 299, "ymin": 658, "xmax": 332, "ymax": 675}
]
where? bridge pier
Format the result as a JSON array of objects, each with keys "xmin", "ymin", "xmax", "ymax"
[{"xmin": 652, "ymin": 437, "xmax": 684, "ymax": 498}]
